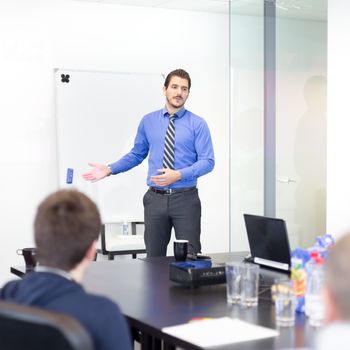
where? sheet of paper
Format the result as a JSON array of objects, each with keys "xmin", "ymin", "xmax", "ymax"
[{"xmin": 162, "ymin": 317, "xmax": 279, "ymax": 348}]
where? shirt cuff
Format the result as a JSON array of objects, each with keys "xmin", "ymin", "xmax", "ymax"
[{"xmin": 179, "ymin": 167, "xmax": 194, "ymax": 181}]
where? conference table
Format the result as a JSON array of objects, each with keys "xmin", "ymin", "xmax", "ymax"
[{"xmin": 11, "ymin": 252, "xmax": 317, "ymax": 350}]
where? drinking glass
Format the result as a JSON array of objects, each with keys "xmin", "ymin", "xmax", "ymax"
[
  {"xmin": 225, "ymin": 262, "xmax": 242, "ymax": 304},
  {"xmin": 240, "ymin": 263, "xmax": 259, "ymax": 307},
  {"xmin": 273, "ymin": 280, "xmax": 296, "ymax": 327}
]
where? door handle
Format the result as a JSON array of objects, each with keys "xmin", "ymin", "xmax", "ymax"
[{"xmin": 277, "ymin": 176, "xmax": 297, "ymax": 184}]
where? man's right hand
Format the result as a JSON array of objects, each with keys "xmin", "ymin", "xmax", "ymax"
[{"xmin": 82, "ymin": 162, "xmax": 111, "ymax": 182}]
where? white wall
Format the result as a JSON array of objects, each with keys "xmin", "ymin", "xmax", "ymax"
[
  {"xmin": 0, "ymin": 0, "xmax": 229, "ymax": 285},
  {"xmin": 327, "ymin": 0, "xmax": 350, "ymax": 239}
]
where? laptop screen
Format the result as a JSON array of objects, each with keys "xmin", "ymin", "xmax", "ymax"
[{"xmin": 243, "ymin": 214, "xmax": 291, "ymax": 271}]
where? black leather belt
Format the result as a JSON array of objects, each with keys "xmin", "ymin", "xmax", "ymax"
[{"xmin": 149, "ymin": 187, "xmax": 196, "ymax": 195}]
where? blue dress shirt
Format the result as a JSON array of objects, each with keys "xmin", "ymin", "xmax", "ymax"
[{"xmin": 109, "ymin": 107, "xmax": 215, "ymax": 188}]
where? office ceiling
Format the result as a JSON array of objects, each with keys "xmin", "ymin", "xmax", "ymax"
[
  {"xmin": 74, "ymin": 0, "xmax": 327, "ymax": 21},
  {"xmin": 75, "ymin": 0, "xmax": 229, "ymax": 13},
  {"xmin": 231, "ymin": 0, "xmax": 326, "ymax": 21}
]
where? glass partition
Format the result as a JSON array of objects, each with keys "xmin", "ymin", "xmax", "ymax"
[
  {"xmin": 275, "ymin": 1, "xmax": 327, "ymax": 248},
  {"xmin": 230, "ymin": 0, "xmax": 327, "ymax": 251},
  {"xmin": 230, "ymin": 1, "xmax": 264, "ymax": 251}
]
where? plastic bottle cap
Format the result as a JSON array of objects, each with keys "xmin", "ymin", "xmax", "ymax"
[
  {"xmin": 315, "ymin": 256, "xmax": 324, "ymax": 265},
  {"xmin": 310, "ymin": 251, "xmax": 319, "ymax": 258}
]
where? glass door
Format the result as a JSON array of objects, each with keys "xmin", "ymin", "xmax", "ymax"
[
  {"xmin": 275, "ymin": 1, "xmax": 327, "ymax": 249},
  {"xmin": 230, "ymin": 0, "xmax": 327, "ymax": 251},
  {"xmin": 230, "ymin": 0, "xmax": 264, "ymax": 251}
]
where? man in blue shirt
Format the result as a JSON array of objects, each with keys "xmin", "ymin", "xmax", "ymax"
[
  {"xmin": 1, "ymin": 190, "xmax": 132, "ymax": 350},
  {"xmin": 82, "ymin": 69, "xmax": 215, "ymax": 257}
]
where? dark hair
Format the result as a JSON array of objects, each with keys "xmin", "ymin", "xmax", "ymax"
[
  {"xmin": 164, "ymin": 69, "xmax": 191, "ymax": 90},
  {"xmin": 34, "ymin": 190, "xmax": 101, "ymax": 271}
]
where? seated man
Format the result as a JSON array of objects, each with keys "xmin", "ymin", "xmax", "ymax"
[
  {"xmin": 315, "ymin": 232, "xmax": 350, "ymax": 350},
  {"xmin": 0, "ymin": 189, "xmax": 132, "ymax": 350}
]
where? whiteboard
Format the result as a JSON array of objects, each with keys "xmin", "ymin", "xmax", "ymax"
[{"xmin": 55, "ymin": 69, "xmax": 164, "ymax": 222}]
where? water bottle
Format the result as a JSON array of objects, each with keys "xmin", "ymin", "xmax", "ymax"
[
  {"xmin": 290, "ymin": 257, "xmax": 307, "ymax": 313},
  {"xmin": 304, "ymin": 251, "xmax": 324, "ymax": 326},
  {"xmin": 122, "ymin": 222, "xmax": 128, "ymax": 235}
]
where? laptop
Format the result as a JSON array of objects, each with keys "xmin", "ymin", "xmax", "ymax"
[{"xmin": 243, "ymin": 214, "xmax": 291, "ymax": 272}]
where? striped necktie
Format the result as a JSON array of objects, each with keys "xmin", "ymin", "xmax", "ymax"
[{"xmin": 163, "ymin": 114, "xmax": 176, "ymax": 169}]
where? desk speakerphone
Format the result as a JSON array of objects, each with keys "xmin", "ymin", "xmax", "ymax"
[{"xmin": 169, "ymin": 261, "xmax": 226, "ymax": 288}]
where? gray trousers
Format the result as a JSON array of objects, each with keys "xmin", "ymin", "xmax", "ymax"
[{"xmin": 143, "ymin": 188, "xmax": 201, "ymax": 257}]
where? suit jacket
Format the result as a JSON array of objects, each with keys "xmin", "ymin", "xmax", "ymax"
[{"xmin": 0, "ymin": 271, "xmax": 132, "ymax": 350}]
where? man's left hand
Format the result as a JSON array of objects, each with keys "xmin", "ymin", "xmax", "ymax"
[{"xmin": 151, "ymin": 168, "xmax": 181, "ymax": 187}]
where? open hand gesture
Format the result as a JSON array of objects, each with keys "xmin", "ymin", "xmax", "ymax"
[{"xmin": 82, "ymin": 163, "xmax": 111, "ymax": 183}]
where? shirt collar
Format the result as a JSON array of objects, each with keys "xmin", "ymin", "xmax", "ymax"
[
  {"xmin": 162, "ymin": 107, "xmax": 186, "ymax": 119},
  {"xmin": 35, "ymin": 266, "xmax": 73, "ymax": 281}
]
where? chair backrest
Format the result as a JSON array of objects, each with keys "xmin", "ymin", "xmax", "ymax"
[
  {"xmin": 98, "ymin": 221, "xmax": 145, "ymax": 255},
  {"xmin": 0, "ymin": 301, "xmax": 94, "ymax": 350}
]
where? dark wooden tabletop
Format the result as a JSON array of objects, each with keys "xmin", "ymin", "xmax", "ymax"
[
  {"xmin": 11, "ymin": 253, "xmax": 317, "ymax": 349},
  {"xmin": 79, "ymin": 252, "xmax": 317, "ymax": 349}
]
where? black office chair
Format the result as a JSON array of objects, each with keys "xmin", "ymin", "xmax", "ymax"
[{"xmin": 0, "ymin": 301, "xmax": 94, "ymax": 350}]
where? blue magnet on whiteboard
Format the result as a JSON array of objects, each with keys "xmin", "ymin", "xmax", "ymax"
[{"xmin": 66, "ymin": 168, "xmax": 74, "ymax": 184}]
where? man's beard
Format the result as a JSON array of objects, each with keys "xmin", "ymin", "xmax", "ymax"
[{"xmin": 166, "ymin": 96, "xmax": 185, "ymax": 109}]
